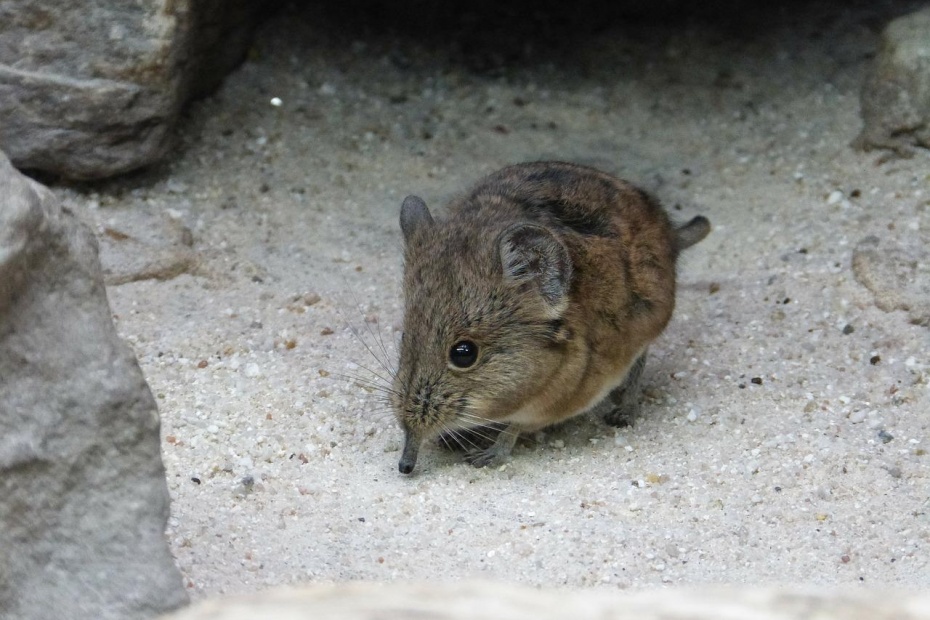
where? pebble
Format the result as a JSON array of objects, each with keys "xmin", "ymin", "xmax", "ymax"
[
  {"xmin": 244, "ymin": 363, "xmax": 261, "ymax": 378},
  {"xmin": 166, "ymin": 181, "xmax": 188, "ymax": 195},
  {"xmin": 826, "ymin": 190, "xmax": 843, "ymax": 205},
  {"xmin": 848, "ymin": 410, "xmax": 866, "ymax": 424}
]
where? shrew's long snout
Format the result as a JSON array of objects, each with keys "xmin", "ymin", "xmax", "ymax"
[{"xmin": 398, "ymin": 429, "xmax": 420, "ymax": 474}]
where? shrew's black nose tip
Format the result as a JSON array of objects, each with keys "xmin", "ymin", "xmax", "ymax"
[{"xmin": 398, "ymin": 431, "xmax": 419, "ymax": 475}]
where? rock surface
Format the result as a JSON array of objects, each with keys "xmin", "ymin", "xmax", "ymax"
[
  {"xmin": 855, "ymin": 6, "xmax": 930, "ymax": 154},
  {"xmin": 0, "ymin": 1, "xmax": 274, "ymax": 179},
  {"xmin": 0, "ymin": 150, "xmax": 188, "ymax": 618},
  {"xmin": 97, "ymin": 211, "xmax": 200, "ymax": 286},
  {"xmin": 160, "ymin": 581, "xmax": 930, "ymax": 620}
]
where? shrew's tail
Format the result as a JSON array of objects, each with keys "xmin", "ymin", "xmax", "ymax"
[{"xmin": 675, "ymin": 216, "xmax": 711, "ymax": 252}]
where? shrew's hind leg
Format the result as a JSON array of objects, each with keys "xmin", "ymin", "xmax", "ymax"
[{"xmin": 599, "ymin": 350, "xmax": 648, "ymax": 427}]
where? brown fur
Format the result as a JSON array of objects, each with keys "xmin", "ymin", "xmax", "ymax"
[{"xmin": 392, "ymin": 161, "xmax": 710, "ymax": 473}]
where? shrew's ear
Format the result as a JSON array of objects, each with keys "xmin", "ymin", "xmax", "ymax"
[
  {"xmin": 499, "ymin": 223, "xmax": 572, "ymax": 315},
  {"xmin": 400, "ymin": 195, "xmax": 434, "ymax": 243}
]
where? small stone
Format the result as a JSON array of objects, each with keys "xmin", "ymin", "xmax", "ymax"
[
  {"xmin": 751, "ymin": 377, "xmax": 763, "ymax": 385},
  {"xmin": 870, "ymin": 355, "xmax": 881, "ymax": 365},
  {"xmin": 827, "ymin": 190, "xmax": 844, "ymax": 205},
  {"xmin": 878, "ymin": 430, "xmax": 894, "ymax": 443},
  {"xmin": 853, "ymin": 236, "xmax": 930, "ymax": 326},
  {"xmin": 244, "ymin": 363, "xmax": 261, "ymax": 378},
  {"xmin": 842, "ymin": 324, "xmax": 855, "ymax": 335}
]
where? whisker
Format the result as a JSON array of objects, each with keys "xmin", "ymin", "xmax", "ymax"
[
  {"xmin": 332, "ymin": 303, "xmax": 396, "ymax": 380},
  {"xmin": 438, "ymin": 424, "xmax": 468, "ymax": 452},
  {"xmin": 329, "ymin": 364, "xmax": 399, "ymax": 394},
  {"xmin": 442, "ymin": 414, "xmax": 503, "ymax": 447},
  {"xmin": 339, "ymin": 359, "xmax": 396, "ymax": 392},
  {"xmin": 454, "ymin": 412, "xmax": 502, "ymax": 427},
  {"xmin": 336, "ymin": 280, "xmax": 398, "ymax": 380},
  {"xmin": 333, "ymin": 374, "xmax": 400, "ymax": 398},
  {"xmin": 439, "ymin": 422, "xmax": 482, "ymax": 453}
]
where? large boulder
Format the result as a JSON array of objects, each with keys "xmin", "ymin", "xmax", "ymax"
[
  {"xmin": 0, "ymin": 1, "xmax": 275, "ymax": 180},
  {"xmin": 0, "ymin": 151, "xmax": 188, "ymax": 618},
  {"xmin": 855, "ymin": 6, "xmax": 930, "ymax": 154},
  {"xmin": 160, "ymin": 581, "xmax": 930, "ymax": 620}
]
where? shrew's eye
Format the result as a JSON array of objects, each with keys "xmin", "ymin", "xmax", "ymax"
[{"xmin": 449, "ymin": 340, "xmax": 478, "ymax": 369}]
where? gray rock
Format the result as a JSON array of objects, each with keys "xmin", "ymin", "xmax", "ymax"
[
  {"xmin": 855, "ymin": 7, "xmax": 930, "ymax": 154},
  {"xmin": 0, "ymin": 151, "xmax": 188, "ymax": 618},
  {"xmin": 159, "ymin": 581, "xmax": 930, "ymax": 620},
  {"xmin": 852, "ymin": 235, "xmax": 930, "ymax": 326},
  {"xmin": 97, "ymin": 212, "xmax": 200, "ymax": 286},
  {"xmin": 0, "ymin": 1, "xmax": 275, "ymax": 180}
]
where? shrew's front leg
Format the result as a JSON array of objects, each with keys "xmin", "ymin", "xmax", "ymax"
[{"xmin": 464, "ymin": 423, "xmax": 520, "ymax": 468}]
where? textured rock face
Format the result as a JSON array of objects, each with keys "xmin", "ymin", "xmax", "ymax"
[
  {"xmin": 0, "ymin": 1, "xmax": 273, "ymax": 179},
  {"xmin": 160, "ymin": 582, "xmax": 930, "ymax": 620},
  {"xmin": 0, "ymin": 151, "xmax": 188, "ymax": 618},
  {"xmin": 855, "ymin": 7, "xmax": 930, "ymax": 154}
]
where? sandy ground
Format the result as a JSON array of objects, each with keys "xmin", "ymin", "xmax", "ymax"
[{"xmin": 55, "ymin": 1, "xmax": 929, "ymax": 598}]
